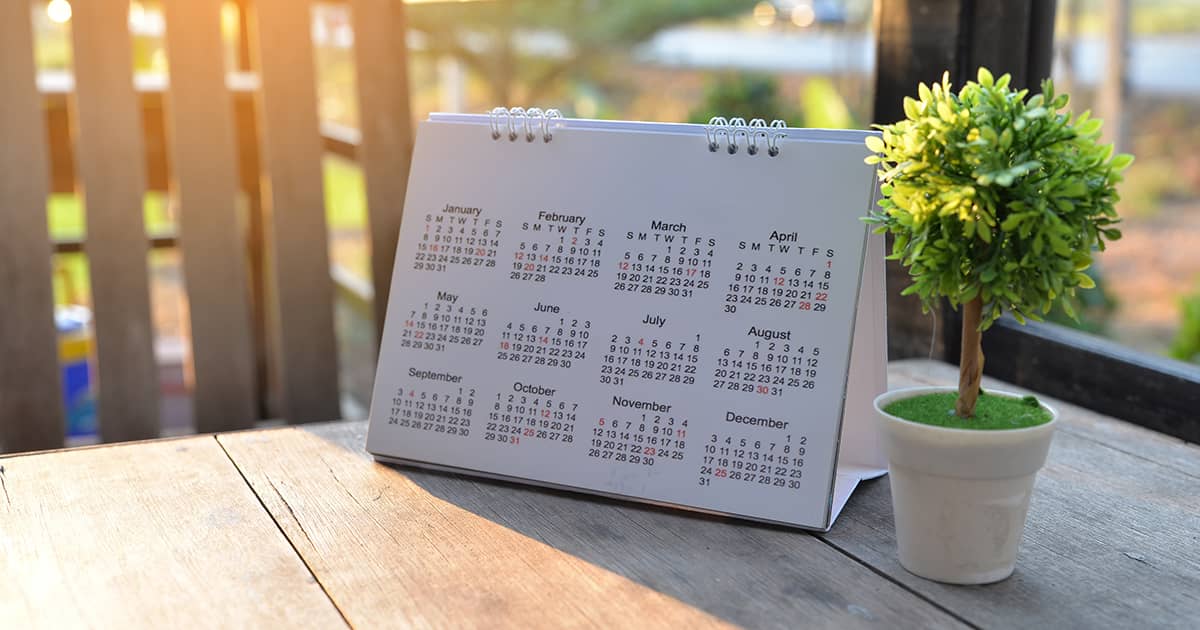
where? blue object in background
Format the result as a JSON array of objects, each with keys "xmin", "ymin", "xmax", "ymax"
[{"xmin": 57, "ymin": 305, "xmax": 97, "ymax": 439}]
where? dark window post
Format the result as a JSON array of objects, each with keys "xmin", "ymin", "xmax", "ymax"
[{"xmin": 872, "ymin": 0, "xmax": 1056, "ymax": 361}]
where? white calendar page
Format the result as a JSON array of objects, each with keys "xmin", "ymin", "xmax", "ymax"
[{"xmin": 366, "ymin": 116, "xmax": 884, "ymax": 530}]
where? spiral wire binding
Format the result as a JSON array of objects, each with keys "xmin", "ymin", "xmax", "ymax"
[
  {"xmin": 486, "ymin": 108, "xmax": 782, "ymax": 153},
  {"xmin": 489, "ymin": 107, "xmax": 562, "ymax": 143},
  {"xmin": 707, "ymin": 116, "xmax": 787, "ymax": 156}
]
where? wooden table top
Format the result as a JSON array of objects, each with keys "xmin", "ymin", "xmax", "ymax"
[{"xmin": 2, "ymin": 359, "xmax": 1197, "ymax": 629}]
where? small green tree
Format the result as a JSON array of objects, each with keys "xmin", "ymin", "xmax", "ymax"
[{"xmin": 865, "ymin": 68, "xmax": 1132, "ymax": 419}]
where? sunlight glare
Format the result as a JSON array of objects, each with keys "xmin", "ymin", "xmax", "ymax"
[
  {"xmin": 47, "ymin": 0, "xmax": 72, "ymax": 24},
  {"xmin": 752, "ymin": 2, "xmax": 776, "ymax": 27},
  {"xmin": 791, "ymin": 3, "xmax": 816, "ymax": 28}
]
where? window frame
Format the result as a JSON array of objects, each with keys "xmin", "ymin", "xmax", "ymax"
[{"xmin": 940, "ymin": 309, "xmax": 1200, "ymax": 443}]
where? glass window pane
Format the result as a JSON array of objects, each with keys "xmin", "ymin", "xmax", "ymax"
[{"xmin": 1051, "ymin": 0, "xmax": 1200, "ymax": 374}]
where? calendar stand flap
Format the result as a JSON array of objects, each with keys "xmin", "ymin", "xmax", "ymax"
[
  {"xmin": 828, "ymin": 468, "xmax": 873, "ymax": 530},
  {"xmin": 827, "ymin": 222, "xmax": 889, "ymax": 529}
]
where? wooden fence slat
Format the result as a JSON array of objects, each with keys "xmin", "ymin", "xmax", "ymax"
[
  {"xmin": 70, "ymin": 0, "xmax": 160, "ymax": 442},
  {"xmin": 0, "ymin": 2, "xmax": 64, "ymax": 453},
  {"xmin": 249, "ymin": 0, "xmax": 342, "ymax": 423},
  {"xmin": 349, "ymin": 0, "xmax": 415, "ymax": 344},
  {"xmin": 161, "ymin": 0, "xmax": 258, "ymax": 432}
]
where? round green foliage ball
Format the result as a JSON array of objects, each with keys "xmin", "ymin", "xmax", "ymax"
[{"xmin": 865, "ymin": 68, "xmax": 1132, "ymax": 329}]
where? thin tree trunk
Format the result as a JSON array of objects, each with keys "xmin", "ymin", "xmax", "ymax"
[
  {"xmin": 1099, "ymin": 0, "xmax": 1130, "ymax": 152},
  {"xmin": 956, "ymin": 297, "xmax": 984, "ymax": 418}
]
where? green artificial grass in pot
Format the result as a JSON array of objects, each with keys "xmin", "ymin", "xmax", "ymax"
[{"xmin": 884, "ymin": 391, "xmax": 1053, "ymax": 430}]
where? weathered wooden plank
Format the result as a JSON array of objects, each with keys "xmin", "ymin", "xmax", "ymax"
[
  {"xmin": 41, "ymin": 83, "xmax": 211, "ymax": 195},
  {"xmin": 349, "ymin": 0, "xmax": 415, "ymax": 344},
  {"xmin": 0, "ymin": 437, "xmax": 347, "ymax": 628},
  {"xmin": 41, "ymin": 84, "xmax": 353, "ymax": 195},
  {"xmin": 219, "ymin": 422, "xmax": 966, "ymax": 629},
  {"xmin": 820, "ymin": 360, "xmax": 1200, "ymax": 629},
  {"xmin": 249, "ymin": 0, "xmax": 342, "ymax": 423},
  {"xmin": 161, "ymin": 0, "xmax": 258, "ymax": 432},
  {"xmin": 70, "ymin": 0, "xmax": 160, "ymax": 442},
  {"xmin": 0, "ymin": 1, "xmax": 64, "ymax": 453},
  {"xmin": 41, "ymin": 77, "xmax": 170, "ymax": 195}
]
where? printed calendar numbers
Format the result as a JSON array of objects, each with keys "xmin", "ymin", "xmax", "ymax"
[
  {"xmin": 613, "ymin": 221, "xmax": 716, "ymax": 299},
  {"xmin": 400, "ymin": 291, "xmax": 488, "ymax": 352},
  {"xmin": 600, "ymin": 325, "xmax": 700, "ymax": 387},
  {"xmin": 698, "ymin": 431, "xmax": 806, "ymax": 490},
  {"xmin": 497, "ymin": 303, "xmax": 591, "ymax": 369},
  {"xmin": 386, "ymin": 370, "xmax": 474, "ymax": 438},
  {"xmin": 723, "ymin": 261, "xmax": 834, "ymax": 313},
  {"xmin": 712, "ymin": 328, "xmax": 822, "ymax": 398},
  {"xmin": 485, "ymin": 383, "xmax": 578, "ymax": 446},
  {"xmin": 723, "ymin": 232, "xmax": 835, "ymax": 314},
  {"xmin": 510, "ymin": 212, "xmax": 606, "ymax": 283},
  {"xmin": 587, "ymin": 397, "xmax": 689, "ymax": 466},
  {"xmin": 413, "ymin": 206, "xmax": 502, "ymax": 272}
]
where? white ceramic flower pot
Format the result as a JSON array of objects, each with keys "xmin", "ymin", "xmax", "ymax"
[{"xmin": 874, "ymin": 386, "xmax": 1057, "ymax": 584}]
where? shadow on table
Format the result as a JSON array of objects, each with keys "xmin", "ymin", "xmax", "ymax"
[{"xmin": 299, "ymin": 421, "xmax": 912, "ymax": 629}]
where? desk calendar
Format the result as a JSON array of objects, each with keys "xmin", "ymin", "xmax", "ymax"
[{"xmin": 366, "ymin": 110, "xmax": 888, "ymax": 531}]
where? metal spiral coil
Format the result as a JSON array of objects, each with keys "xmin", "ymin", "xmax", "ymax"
[
  {"xmin": 486, "ymin": 108, "xmax": 782, "ymax": 152},
  {"xmin": 706, "ymin": 116, "xmax": 788, "ymax": 157},
  {"xmin": 489, "ymin": 107, "xmax": 562, "ymax": 143}
]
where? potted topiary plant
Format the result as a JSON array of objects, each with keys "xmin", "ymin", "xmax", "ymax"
[{"xmin": 864, "ymin": 68, "xmax": 1132, "ymax": 584}]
